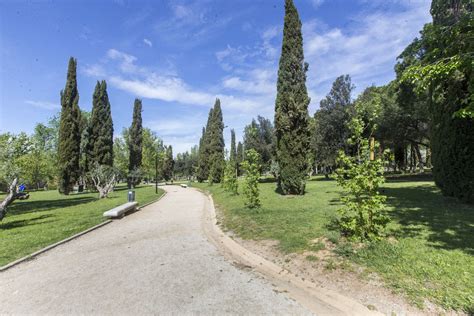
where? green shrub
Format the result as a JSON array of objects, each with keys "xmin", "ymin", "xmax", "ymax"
[
  {"xmin": 335, "ymin": 100, "xmax": 390, "ymax": 241},
  {"xmin": 242, "ymin": 149, "xmax": 261, "ymax": 208}
]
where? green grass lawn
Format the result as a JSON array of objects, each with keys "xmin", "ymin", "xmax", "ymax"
[
  {"xmin": 0, "ymin": 184, "xmax": 164, "ymax": 267},
  {"xmin": 193, "ymin": 176, "xmax": 474, "ymax": 313}
]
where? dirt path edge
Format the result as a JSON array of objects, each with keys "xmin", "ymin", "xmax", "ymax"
[{"xmin": 200, "ymin": 189, "xmax": 382, "ymax": 316}]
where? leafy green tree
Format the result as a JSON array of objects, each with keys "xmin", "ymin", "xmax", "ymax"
[
  {"xmin": 113, "ymin": 135, "xmax": 128, "ymax": 180},
  {"xmin": 58, "ymin": 57, "xmax": 81, "ymax": 195},
  {"xmin": 162, "ymin": 145, "xmax": 174, "ymax": 181},
  {"xmin": 141, "ymin": 128, "xmax": 164, "ymax": 182},
  {"xmin": 400, "ymin": 0, "xmax": 473, "ymax": 202},
  {"xmin": 274, "ymin": 0, "xmax": 310, "ymax": 195},
  {"xmin": 242, "ymin": 149, "xmax": 261, "ymax": 208},
  {"xmin": 86, "ymin": 81, "xmax": 114, "ymax": 171},
  {"xmin": 335, "ymin": 98, "xmax": 390, "ymax": 241},
  {"xmin": 312, "ymin": 75, "xmax": 354, "ymax": 177},
  {"xmin": 223, "ymin": 159, "xmax": 238, "ymax": 195},
  {"xmin": 0, "ymin": 134, "xmax": 25, "ymax": 220},
  {"xmin": 128, "ymin": 99, "xmax": 143, "ymax": 188},
  {"xmin": 174, "ymin": 146, "xmax": 198, "ymax": 180},
  {"xmin": 243, "ymin": 116, "xmax": 274, "ymax": 173}
]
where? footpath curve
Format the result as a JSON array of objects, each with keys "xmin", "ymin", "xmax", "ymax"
[
  {"xmin": 0, "ymin": 185, "xmax": 310, "ymax": 315},
  {"xmin": 200, "ymin": 187, "xmax": 381, "ymax": 316}
]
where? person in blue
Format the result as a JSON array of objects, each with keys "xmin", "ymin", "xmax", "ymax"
[{"xmin": 16, "ymin": 183, "xmax": 29, "ymax": 200}]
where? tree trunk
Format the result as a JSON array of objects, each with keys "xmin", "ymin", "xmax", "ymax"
[{"xmin": 0, "ymin": 178, "xmax": 18, "ymax": 221}]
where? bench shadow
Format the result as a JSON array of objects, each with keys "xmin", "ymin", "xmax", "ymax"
[{"xmin": 385, "ymin": 184, "xmax": 474, "ymax": 255}]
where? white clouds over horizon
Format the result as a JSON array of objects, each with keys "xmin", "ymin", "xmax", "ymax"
[
  {"xmin": 81, "ymin": 0, "xmax": 431, "ymax": 153},
  {"xmin": 25, "ymin": 100, "xmax": 60, "ymax": 110}
]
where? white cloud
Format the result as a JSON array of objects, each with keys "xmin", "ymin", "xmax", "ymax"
[
  {"xmin": 25, "ymin": 100, "xmax": 60, "ymax": 110},
  {"xmin": 82, "ymin": 64, "xmax": 106, "ymax": 77},
  {"xmin": 143, "ymin": 38, "xmax": 153, "ymax": 47},
  {"xmin": 222, "ymin": 68, "xmax": 276, "ymax": 95},
  {"xmin": 310, "ymin": 0, "xmax": 325, "ymax": 8},
  {"xmin": 302, "ymin": 1, "xmax": 431, "ymax": 102},
  {"xmin": 109, "ymin": 75, "xmax": 214, "ymax": 106}
]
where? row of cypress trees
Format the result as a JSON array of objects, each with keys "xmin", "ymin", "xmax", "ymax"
[
  {"xmin": 57, "ymin": 57, "xmax": 143, "ymax": 194},
  {"xmin": 194, "ymin": 0, "xmax": 310, "ymax": 194}
]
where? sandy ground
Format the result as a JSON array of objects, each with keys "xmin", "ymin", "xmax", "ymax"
[{"xmin": 0, "ymin": 186, "xmax": 311, "ymax": 315}]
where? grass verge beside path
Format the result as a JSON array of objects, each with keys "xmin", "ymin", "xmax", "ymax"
[
  {"xmin": 0, "ymin": 184, "xmax": 164, "ymax": 266},
  {"xmin": 193, "ymin": 177, "xmax": 474, "ymax": 313}
]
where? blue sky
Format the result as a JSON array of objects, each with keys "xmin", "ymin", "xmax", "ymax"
[{"xmin": 0, "ymin": 0, "xmax": 431, "ymax": 154}]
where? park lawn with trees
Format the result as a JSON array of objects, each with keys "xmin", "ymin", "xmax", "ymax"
[
  {"xmin": 0, "ymin": 184, "xmax": 164, "ymax": 267},
  {"xmin": 194, "ymin": 177, "xmax": 474, "ymax": 312}
]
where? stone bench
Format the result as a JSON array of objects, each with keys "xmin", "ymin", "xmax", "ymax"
[
  {"xmin": 180, "ymin": 184, "xmax": 188, "ymax": 188},
  {"xmin": 103, "ymin": 201, "xmax": 138, "ymax": 219}
]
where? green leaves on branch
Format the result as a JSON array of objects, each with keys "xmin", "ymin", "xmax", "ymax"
[
  {"xmin": 401, "ymin": 56, "xmax": 462, "ymax": 91},
  {"xmin": 222, "ymin": 160, "xmax": 238, "ymax": 195},
  {"xmin": 335, "ymin": 102, "xmax": 390, "ymax": 241},
  {"xmin": 242, "ymin": 149, "xmax": 261, "ymax": 209}
]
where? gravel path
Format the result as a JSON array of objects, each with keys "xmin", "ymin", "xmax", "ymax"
[{"xmin": 0, "ymin": 185, "xmax": 311, "ymax": 315}]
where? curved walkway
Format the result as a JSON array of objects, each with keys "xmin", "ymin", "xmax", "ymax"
[{"xmin": 0, "ymin": 186, "xmax": 310, "ymax": 315}]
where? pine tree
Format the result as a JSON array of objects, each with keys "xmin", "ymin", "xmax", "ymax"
[
  {"xmin": 128, "ymin": 99, "xmax": 143, "ymax": 188},
  {"xmin": 274, "ymin": 0, "xmax": 311, "ymax": 195},
  {"xmin": 208, "ymin": 99, "xmax": 225, "ymax": 184},
  {"xmin": 87, "ymin": 80, "xmax": 114, "ymax": 171},
  {"xmin": 58, "ymin": 57, "xmax": 81, "ymax": 195}
]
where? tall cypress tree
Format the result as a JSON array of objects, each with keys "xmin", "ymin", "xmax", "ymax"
[
  {"xmin": 163, "ymin": 145, "xmax": 174, "ymax": 181},
  {"xmin": 58, "ymin": 57, "xmax": 81, "ymax": 195},
  {"xmin": 197, "ymin": 113, "xmax": 211, "ymax": 182},
  {"xmin": 236, "ymin": 141, "xmax": 244, "ymax": 176},
  {"xmin": 230, "ymin": 129, "xmax": 237, "ymax": 163},
  {"xmin": 274, "ymin": 0, "xmax": 310, "ymax": 195},
  {"xmin": 208, "ymin": 99, "xmax": 225, "ymax": 183},
  {"xmin": 128, "ymin": 98, "xmax": 143, "ymax": 188},
  {"xmin": 87, "ymin": 80, "xmax": 114, "ymax": 171}
]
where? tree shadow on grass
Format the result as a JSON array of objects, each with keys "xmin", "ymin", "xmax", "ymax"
[
  {"xmin": 385, "ymin": 173, "xmax": 434, "ymax": 183},
  {"xmin": 8, "ymin": 196, "xmax": 97, "ymax": 216},
  {"xmin": 0, "ymin": 214, "xmax": 55, "ymax": 230},
  {"xmin": 384, "ymin": 184, "xmax": 474, "ymax": 255}
]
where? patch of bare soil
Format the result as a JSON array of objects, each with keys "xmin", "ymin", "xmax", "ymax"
[{"xmin": 231, "ymin": 236, "xmax": 460, "ymax": 316}]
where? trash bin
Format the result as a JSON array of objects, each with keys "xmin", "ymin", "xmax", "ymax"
[{"xmin": 128, "ymin": 190, "xmax": 135, "ymax": 202}]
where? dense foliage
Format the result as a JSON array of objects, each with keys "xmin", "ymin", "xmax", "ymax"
[
  {"xmin": 398, "ymin": 0, "xmax": 473, "ymax": 202},
  {"xmin": 86, "ymin": 81, "xmax": 114, "ymax": 172},
  {"xmin": 312, "ymin": 75, "xmax": 354, "ymax": 176},
  {"xmin": 242, "ymin": 149, "xmax": 261, "ymax": 208},
  {"xmin": 274, "ymin": 0, "xmax": 311, "ymax": 195},
  {"xmin": 128, "ymin": 99, "xmax": 143, "ymax": 188},
  {"xmin": 335, "ymin": 99, "xmax": 390, "ymax": 241},
  {"xmin": 197, "ymin": 99, "xmax": 225, "ymax": 183},
  {"xmin": 243, "ymin": 116, "xmax": 274, "ymax": 173},
  {"xmin": 57, "ymin": 57, "xmax": 81, "ymax": 195}
]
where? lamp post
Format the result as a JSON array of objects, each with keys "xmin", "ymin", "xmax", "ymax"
[{"xmin": 155, "ymin": 155, "xmax": 158, "ymax": 194}]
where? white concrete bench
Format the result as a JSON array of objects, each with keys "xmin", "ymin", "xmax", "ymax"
[
  {"xmin": 103, "ymin": 201, "xmax": 138, "ymax": 219},
  {"xmin": 180, "ymin": 183, "xmax": 188, "ymax": 188}
]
